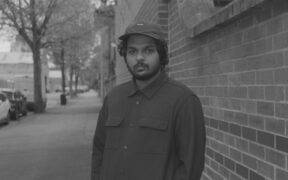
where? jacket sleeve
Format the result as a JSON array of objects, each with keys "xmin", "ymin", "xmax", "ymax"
[
  {"xmin": 174, "ymin": 94, "xmax": 206, "ymax": 180},
  {"xmin": 91, "ymin": 98, "xmax": 107, "ymax": 180}
]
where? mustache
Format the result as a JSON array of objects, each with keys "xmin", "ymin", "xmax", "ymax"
[{"xmin": 133, "ymin": 63, "xmax": 148, "ymax": 69}]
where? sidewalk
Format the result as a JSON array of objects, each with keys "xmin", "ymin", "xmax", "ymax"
[
  {"xmin": 46, "ymin": 90, "xmax": 103, "ymax": 114},
  {"xmin": 0, "ymin": 89, "xmax": 103, "ymax": 180}
]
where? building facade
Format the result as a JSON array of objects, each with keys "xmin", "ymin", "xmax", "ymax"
[{"xmin": 114, "ymin": 0, "xmax": 288, "ymax": 179}]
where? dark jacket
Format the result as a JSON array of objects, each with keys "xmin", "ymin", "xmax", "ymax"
[{"xmin": 91, "ymin": 72, "xmax": 206, "ymax": 180}]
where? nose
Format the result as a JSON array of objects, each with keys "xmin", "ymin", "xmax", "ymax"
[{"xmin": 136, "ymin": 52, "xmax": 144, "ymax": 62}]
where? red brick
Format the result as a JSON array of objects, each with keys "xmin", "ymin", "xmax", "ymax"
[
  {"xmin": 256, "ymin": 70, "xmax": 274, "ymax": 85},
  {"xmin": 214, "ymin": 130, "xmax": 224, "ymax": 142},
  {"xmin": 275, "ymin": 68, "xmax": 288, "ymax": 84},
  {"xmin": 265, "ymin": 149, "xmax": 286, "ymax": 168},
  {"xmin": 224, "ymin": 110, "xmax": 235, "ymax": 122},
  {"xmin": 240, "ymin": 42, "xmax": 255, "ymax": 58},
  {"xmin": 243, "ymin": 154, "xmax": 257, "ymax": 170},
  {"xmin": 248, "ymin": 87, "xmax": 265, "ymax": 99},
  {"xmin": 229, "ymin": 173, "xmax": 244, "ymax": 180},
  {"xmin": 229, "ymin": 99, "xmax": 241, "ymax": 111},
  {"xmin": 254, "ymin": 37, "xmax": 273, "ymax": 55},
  {"xmin": 274, "ymin": 31, "xmax": 288, "ymax": 50},
  {"xmin": 248, "ymin": 115, "xmax": 264, "ymax": 129},
  {"xmin": 206, "ymin": 166, "xmax": 224, "ymax": 180},
  {"xmin": 275, "ymin": 103, "xmax": 288, "ymax": 119},
  {"xmin": 229, "ymin": 72, "xmax": 255, "ymax": 86},
  {"xmin": 276, "ymin": 168, "xmax": 288, "ymax": 180},
  {"xmin": 265, "ymin": 118, "xmax": 285, "ymax": 135},
  {"xmin": 230, "ymin": 148, "xmax": 242, "ymax": 162},
  {"xmin": 265, "ymin": 86, "xmax": 285, "ymax": 101},
  {"xmin": 249, "ymin": 142, "xmax": 265, "ymax": 159},
  {"xmin": 285, "ymin": 51, "xmax": 288, "ymax": 66},
  {"xmin": 206, "ymin": 147, "xmax": 214, "ymax": 158},
  {"xmin": 257, "ymin": 101, "xmax": 274, "ymax": 116},
  {"xmin": 257, "ymin": 160, "xmax": 275, "ymax": 179},
  {"xmin": 218, "ymin": 120, "xmax": 229, "ymax": 132},
  {"xmin": 266, "ymin": 16, "xmax": 284, "ymax": 35},
  {"xmin": 286, "ymin": 86, "xmax": 288, "ymax": 101},
  {"xmin": 223, "ymin": 134, "xmax": 235, "ymax": 146},
  {"xmin": 234, "ymin": 59, "xmax": 248, "ymax": 72},
  {"xmin": 249, "ymin": 170, "xmax": 265, "ymax": 180},
  {"xmin": 240, "ymin": 100, "xmax": 257, "ymax": 114},
  {"xmin": 235, "ymin": 138, "xmax": 248, "ymax": 152},
  {"xmin": 244, "ymin": 25, "xmax": 266, "ymax": 42},
  {"xmin": 229, "ymin": 123, "xmax": 242, "ymax": 137},
  {"xmin": 238, "ymin": 14, "xmax": 255, "ymax": 30},
  {"xmin": 276, "ymin": 135, "xmax": 288, "ymax": 153},
  {"xmin": 224, "ymin": 157, "xmax": 235, "ymax": 171},
  {"xmin": 257, "ymin": 130, "xmax": 275, "ymax": 148},
  {"xmin": 210, "ymin": 159, "xmax": 219, "ymax": 171},
  {"xmin": 248, "ymin": 53, "xmax": 283, "ymax": 70},
  {"xmin": 218, "ymin": 165, "xmax": 229, "ymax": 179},
  {"xmin": 228, "ymin": 87, "xmax": 247, "ymax": 98},
  {"xmin": 234, "ymin": 112, "xmax": 248, "ymax": 125},
  {"xmin": 236, "ymin": 163, "xmax": 249, "ymax": 179},
  {"xmin": 242, "ymin": 127, "xmax": 256, "ymax": 141},
  {"xmin": 219, "ymin": 61, "xmax": 234, "ymax": 73}
]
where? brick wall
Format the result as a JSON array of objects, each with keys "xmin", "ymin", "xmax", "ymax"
[
  {"xmin": 168, "ymin": 0, "xmax": 288, "ymax": 179},
  {"xmin": 114, "ymin": 0, "xmax": 288, "ymax": 179}
]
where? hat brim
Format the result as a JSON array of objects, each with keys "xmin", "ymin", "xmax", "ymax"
[{"xmin": 118, "ymin": 32, "xmax": 162, "ymax": 41}]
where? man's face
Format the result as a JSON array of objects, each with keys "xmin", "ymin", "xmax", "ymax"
[{"xmin": 125, "ymin": 34, "xmax": 161, "ymax": 81}]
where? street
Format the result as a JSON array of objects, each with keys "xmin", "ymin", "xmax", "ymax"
[{"xmin": 0, "ymin": 90, "xmax": 101, "ymax": 180}]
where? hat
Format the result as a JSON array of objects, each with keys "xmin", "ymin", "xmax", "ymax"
[{"xmin": 119, "ymin": 21, "xmax": 166, "ymax": 42}]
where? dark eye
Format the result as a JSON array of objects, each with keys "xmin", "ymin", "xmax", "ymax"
[
  {"xmin": 144, "ymin": 48, "xmax": 156, "ymax": 54},
  {"xmin": 127, "ymin": 49, "xmax": 136, "ymax": 55}
]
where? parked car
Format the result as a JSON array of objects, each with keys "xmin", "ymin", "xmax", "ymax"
[
  {"xmin": 0, "ymin": 92, "xmax": 11, "ymax": 124},
  {"xmin": 0, "ymin": 88, "xmax": 27, "ymax": 120}
]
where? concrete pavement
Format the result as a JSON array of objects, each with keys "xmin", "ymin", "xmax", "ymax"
[{"xmin": 0, "ymin": 90, "xmax": 102, "ymax": 180}]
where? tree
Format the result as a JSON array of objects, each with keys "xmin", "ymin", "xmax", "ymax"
[
  {"xmin": 0, "ymin": 0, "xmax": 59, "ymax": 112},
  {"xmin": 0, "ymin": 0, "xmax": 95, "ymax": 111},
  {"xmin": 47, "ymin": 0, "xmax": 95, "ymax": 96}
]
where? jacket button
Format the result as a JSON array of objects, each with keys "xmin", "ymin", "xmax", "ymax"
[
  {"xmin": 136, "ymin": 101, "xmax": 140, "ymax": 105},
  {"xmin": 123, "ymin": 145, "xmax": 128, "ymax": 150}
]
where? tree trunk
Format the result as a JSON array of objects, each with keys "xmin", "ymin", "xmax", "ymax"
[
  {"xmin": 69, "ymin": 65, "xmax": 74, "ymax": 97},
  {"xmin": 32, "ymin": 46, "xmax": 44, "ymax": 113},
  {"xmin": 60, "ymin": 48, "xmax": 66, "ymax": 93},
  {"xmin": 74, "ymin": 73, "xmax": 79, "ymax": 96}
]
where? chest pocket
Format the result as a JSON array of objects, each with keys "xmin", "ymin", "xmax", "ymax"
[
  {"xmin": 104, "ymin": 117, "xmax": 123, "ymax": 149},
  {"xmin": 132, "ymin": 118, "xmax": 169, "ymax": 154}
]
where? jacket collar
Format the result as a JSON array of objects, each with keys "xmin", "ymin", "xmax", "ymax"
[{"xmin": 128, "ymin": 71, "xmax": 168, "ymax": 99}]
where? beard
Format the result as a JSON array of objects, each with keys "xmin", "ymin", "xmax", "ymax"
[{"xmin": 127, "ymin": 62, "xmax": 161, "ymax": 81}]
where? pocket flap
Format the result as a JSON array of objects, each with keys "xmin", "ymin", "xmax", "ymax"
[
  {"xmin": 139, "ymin": 118, "xmax": 168, "ymax": 130},
  {"xmin": 105, "ymin": 117, "xmax": 123, "ymax": 127}
]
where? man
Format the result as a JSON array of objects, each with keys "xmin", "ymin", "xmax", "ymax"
[{"xmin": 91, "ymin": 21, "xmax": 206, "ymax": 180}]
